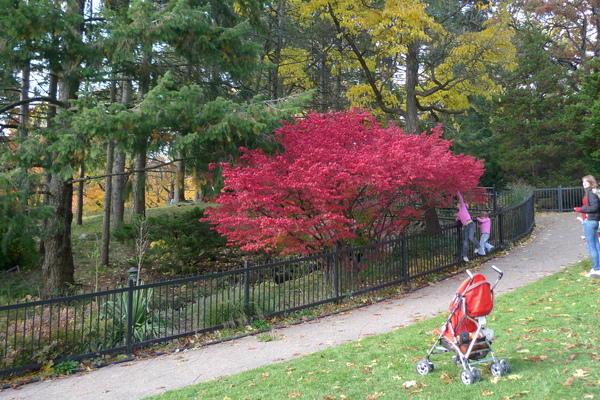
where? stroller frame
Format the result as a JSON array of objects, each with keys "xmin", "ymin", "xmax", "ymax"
[{"xmin": 416, "ymin": 265, "xmax": 511, "ymax": 385}]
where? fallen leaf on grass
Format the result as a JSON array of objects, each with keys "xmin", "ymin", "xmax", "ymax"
[
  {"xmin": 366, "ymin": 394, "xmax": 381, "ymax": 400},
  {"xmin": 287, "ymin": 392, "xmax": 302, "ymax": 398},
  {"xmin": 527, "ymin": 355, "xmax": 547, "ymax": 362},
  {"xmin": 574, "ymin": 369, "xmax": 590, "ymax": 378},
  {"xmin": 481, "ymin": 389, "xmax": 495, "ymax": 396},
  {"xmin": 564, "ymin": 377, "xmax": 575, "ymax": 386},
  {"xmin": 402, "ymin": 380, "xmax": 418, "ymax": 388}
]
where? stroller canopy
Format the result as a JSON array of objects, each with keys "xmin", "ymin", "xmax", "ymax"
[{"xmin": 451, "ymin": 273, "xmax": 494, "ymax": 317}]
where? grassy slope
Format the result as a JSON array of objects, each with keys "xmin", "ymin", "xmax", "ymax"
[{"xmin": 146, "ymin": 262, "xmax": 600, "ymax": 400}]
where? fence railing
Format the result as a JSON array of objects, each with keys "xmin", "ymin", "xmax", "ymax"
[
  {"xmin": 533, "ymin": 186, "xmax": 583, "ymax": 212},
  {"xmin": 0, "ymin": 188, "xmax": 540, "ymax": 377}
]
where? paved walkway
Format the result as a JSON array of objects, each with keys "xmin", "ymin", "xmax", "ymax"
[{"xmin": 1, "ymin": 212, "xmax": 589, "ymax": 400}]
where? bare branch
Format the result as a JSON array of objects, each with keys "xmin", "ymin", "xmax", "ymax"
[
  {"xmin": 67, "ymin": 157, "xmax": 202, "ymax": 185},
  {"xmin": 0, "ymin": 97, "xmax": 68, "ymax": 114}
]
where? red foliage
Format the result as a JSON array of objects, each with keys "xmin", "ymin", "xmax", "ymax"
[{"xmin": 204, "ymin": 110, "xmax": 483, "ymax": 255}]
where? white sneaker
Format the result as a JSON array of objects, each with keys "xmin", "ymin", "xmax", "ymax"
[
  {"xmin": 463, "ymin": 256, "xmax": 469, "ymax": 262},
  {"xmin": 584, "ymin": 269, "xmax": 600, "ymax": 277},
  {"xmin": 474, "ymin": 248, "xmax": 480, "ymax": 254}
]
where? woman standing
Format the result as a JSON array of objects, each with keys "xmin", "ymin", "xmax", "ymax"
[{"xmin": 574, "ymin": 175, "xmax": 600, "ymax": 277}]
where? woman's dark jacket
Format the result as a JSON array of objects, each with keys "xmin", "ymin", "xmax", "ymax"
[{"xmin": 581, "ymin": 188, "xmax": 600, "ymax": 221}]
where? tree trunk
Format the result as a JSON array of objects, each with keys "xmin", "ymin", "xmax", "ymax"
[
  {"xmin": 42, "ymin": 174, "xmax": 75, "ymax": 297},
  {"xmin": 111, "ymin": 151, "xmax": 127, "ymax": 230},
  {"xmin": 19, "ymin": 63, "xmax": 30, "ymax": 139},
  {"xmin": 76, "ymin": 151, "xmax": 85, "ymax": 225},
  {"xmin": 112, "ymin": 74, "xmax": 133, "ymax": 229},
  {"xmin": 39, "ymin": 74, "xmax": 58, "ymax": 255},
  {"xmin": 42, "ymin": 0, "xmax": 83, "ymax": 295},
  {"xmin": 130, "ymin": 144, "xmax": 146, "ymax": 219},
  {"xmin": 174, "ymin": 149, "xmax": 185, "ymax": 203},
  {"xmin": 407, "ymin": 41, "xmax": 440, "ymax": 232},
  {"xmin": 129, "ymin": 49, "xmax": 151, "ymax": 219},
  {"xmin": 405, "ymin": 41, "xmax": 420, "ymax": 134},
  {"xmin": 101, "ymin": 140, "xmax": 114, "ymax": 266}
]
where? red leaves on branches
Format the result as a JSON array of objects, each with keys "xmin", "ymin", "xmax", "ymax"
[{"xmin": 204, "ymin": 110, "xmax": 483, "ymax": 255}]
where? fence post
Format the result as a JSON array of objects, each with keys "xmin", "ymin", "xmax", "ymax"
[
  {"xmin": 126, "ymin": 278, "xmax": 135, "ymax": 356},
  {"xmin": 498, "ymin": 210, "xmax": 505, "ymax": 247},
  {"xmin": 457, "ymin": 223, "xmax": 463, "ymax": 263},
  {"xmin": 333, "ymin": 246, "xmax": 339, "ymax": 299},
  {"xmin": 401, "ymin": 232, "xmax": 407, "ymax": 281},
  {"xmin": 244, "ymin": 260, "xmax": 250, "ymax": 320},
  {"xmin": 558, "ymin": 186, "xmax": 563, "ymax": 212}
]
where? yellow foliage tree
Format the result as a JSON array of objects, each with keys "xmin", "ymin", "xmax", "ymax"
[{"xmin": 289, "ymin": 0, "xmax": 516, "ymax": 132}]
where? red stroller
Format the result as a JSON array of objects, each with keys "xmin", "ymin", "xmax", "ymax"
[{"xmin": 416, "ymin": 266, "xmax": 511, "ymax": 385}]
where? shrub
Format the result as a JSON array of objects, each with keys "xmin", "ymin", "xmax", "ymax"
[
  {"xmin": 54, "ymin": 359, "xmax": 79, "ymax": 375},
  {"xmin": 101, "ymin": 288, "xmax": 175, "ymax": 345},
  {"xmin": 196, "ymin": 289, "xmax": 277, "ymax": 329},
  {"xmin": 497, "ymin": 182, "xmax": 533, "ymax": 208},
  {"xmin": 113, "ymin": 207, "xmax": 227, "ymax": 274}
]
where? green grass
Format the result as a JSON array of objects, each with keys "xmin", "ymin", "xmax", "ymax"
[{"xmin": 145, "ymin": 262, "xmax": 600, "ymax": 400}]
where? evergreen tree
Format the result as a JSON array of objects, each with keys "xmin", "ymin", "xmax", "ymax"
[{"xmin": 489, "ymin": 22, "xmax": 586, "ymax": 186}]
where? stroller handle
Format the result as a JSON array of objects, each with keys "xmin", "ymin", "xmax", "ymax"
[
  {"xmin": 490, "ymin": 265, "xmax": 503, "ymax": 291},
  {"xmin": 491, "ymin": 265, "xmax": 503, "ymax": 279},
  {"xmin": 464, "ymin": 266, "xmax": 504, "ymax": 292}
]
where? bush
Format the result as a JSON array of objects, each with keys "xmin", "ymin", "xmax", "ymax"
[
  {"xmin": 113, "ymin": 207, "xmax": 227, "ymax": 273},
  {"xmin": 497, "ymin": 181, "xmax": 533, "ymax": 208},
  {"xmin": 101, "ymin": 289, "xmax": 174, "ymax": 345},
  {"xmin": 196, "ymin": 289, "xmax": 277, "ymax": 329},
  {"xmin": 0, "ymin": 230, "xmax": 41, "ymax": 271}
]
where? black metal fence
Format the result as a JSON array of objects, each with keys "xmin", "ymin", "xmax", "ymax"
[
  {"xmin": 533, "ymin": 186, "xmax": 583, "ymax": 212},
  {"xmin": 0, "ymin": 188, "xmax": 541, "ymax": 377}
]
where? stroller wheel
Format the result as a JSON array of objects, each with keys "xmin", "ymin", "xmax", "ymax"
[
  {"xmin": 460, "ymin": 369, "xmax": 476, "ymax": 385},
  {"xmin": 500, "ymin": 359, "xmax": 511, "ymax": 374},
  {"xmin": 490, "ymin": 361, "xmax": 505, "ymax": 377},
  {"xmin": 416, "ymin": 359, "xmax": 434, "ymax": 375},
  {"xmin": 471, "ymin": 368, "xmax": 481, "ymax": 383}
]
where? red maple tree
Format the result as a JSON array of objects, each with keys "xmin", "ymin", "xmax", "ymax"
[{"xmin": 204, "ymin": 110, "xmax": 484, "ymax": 255}]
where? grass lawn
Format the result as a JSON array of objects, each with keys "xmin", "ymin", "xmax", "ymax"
[{"xmin": 145, "ymin": 262, "xmax": 600, "ymax": 400}]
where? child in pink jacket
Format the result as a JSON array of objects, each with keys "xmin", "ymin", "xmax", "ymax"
[
  {"xmin": 456, "ymin": 191, "xmax": 481, "ymax": 262},
  {"xmin": 476, "ymin": 211, "xmax": 494, "ymax": 256}
]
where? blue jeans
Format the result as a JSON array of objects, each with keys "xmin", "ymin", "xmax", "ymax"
[
  {"xmin": 462, "ymin": 222, "xmax": 481, "ymax": 257},
  {"xmin": 583, "ymin": 219, "xmax": 600, "ymax": 271},
  {"xmin": 478, "ymin": 233, "xmax": 494, "ymax": 255}
]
